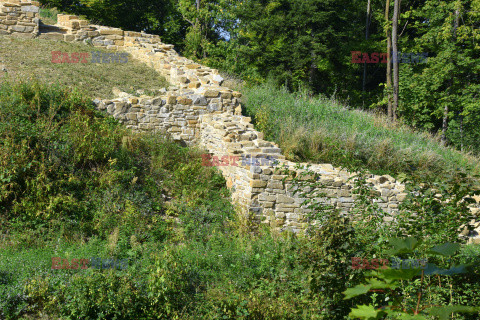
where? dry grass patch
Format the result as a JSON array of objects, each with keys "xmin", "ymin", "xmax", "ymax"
[
  {"xmin": 243, "ymin": 82, "xmax": 480, "ymax": 179},
  {"xmin": 0, "ymin": 35, "xmax": 169, "ymax": 99}
]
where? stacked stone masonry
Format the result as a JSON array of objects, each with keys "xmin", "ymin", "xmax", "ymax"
[
  {"xmin": 0, "ymin": 0, "xmax": 39, "ymax": 38},
  {"xmin": 0, "ymin": 1, "xmax": 478, "ymax": 241}
]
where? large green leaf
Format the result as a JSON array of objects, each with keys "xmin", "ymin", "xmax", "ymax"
[
  {"xmin": 381, "ymin": 268, "xmax": 420, "ymax": 280},
  {"xmin": 384, "ymin": 310, "xmax": 429, "ymax": 320},
  {"xmin": 348, "ymin": 305, "xmax": 383, "ymax": 319},
  {"xmin": 422, "ymin": 263, "xmax": 468, "ymax": 276},
  {"xmin": 367, "ymin": 278, "xmax": 398, "ymax": 290},
  {"xmin": 428, "ymin": 243, "xmax": 460, "ymax": 256},
  {"xmin": 387, "ymin": 237, "xmax": 421, "ymax": 255},
  {"xmin": 343, "ymin": 284, "xmax": 372, "ymax": 300},
  {"xmin": 426, "ymin": 305, "xmax": 480, "ymax": 320}
]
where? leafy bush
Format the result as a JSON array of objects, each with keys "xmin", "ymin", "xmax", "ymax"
[
  {"xmin": 344, "ymin": 238, "xmax": 480, "ymax": 320},
  {"xmin": 396, "ymin": 171, "xmax": 480, "ymax": 245},
  {"xmin": 2, "ymin": 80, "xmax": 479, "ymax": 320},
  {"xmin": 0, "ymin": 80, "xmax": 232, "ymax": 245}
]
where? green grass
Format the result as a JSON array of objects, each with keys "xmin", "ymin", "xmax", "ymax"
[
  {"xmin": 242, "ymin": 82, "xmax": 480, "ymax": 180},
  {"xmin": 0, "ymin": 35, "xmax": 169, "ymax": 99},
  {"xmin": 39, "ymin": 7, "xmax": 60, "ymax": 25},
  {"xmin": 0, "ymin": 81, "xmax": 479, "ymax": 319}
]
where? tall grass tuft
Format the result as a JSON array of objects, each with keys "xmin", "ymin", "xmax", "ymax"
[{"xmin": 242, "ymin": 81, "xmax": 480, "ymax": 179}]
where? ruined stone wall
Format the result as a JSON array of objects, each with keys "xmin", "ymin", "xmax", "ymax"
[
  {"xmin": 0, "ymin": 0, "xmax": 39, "ymax": 38},
  {"xmin": 2, "ymin": 4, "xmax": 478, "ymax": 239},
  {"xmin": 93, "ymin": 89, "xmax": 408, "ymax": 233},
  {"xmin": 55, "ymin": 14, "xmax": 235, "ymax": 91},
  {"xmin": 46, "ymin": 13, "xmax": 441, "ymax": 233},
  {"xmin": 92, "ymin": 88, "xmax": 240, "ymax": 146},
  {"xmin": 198, "ymin": 112, "xmax": 407, "ymax": 232}
]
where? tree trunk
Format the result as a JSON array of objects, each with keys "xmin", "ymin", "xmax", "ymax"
[
  {"xmin": 196, "ymin": 0, "xmax": 200, "ymax": 28},
  {"xmin": 441, "ymin": 105, "xmax": 448, "ymax": 146},
  {"xmin": 363, "ymin": 0, "xmax": 372, "ymax": 93},
  {"xmin": 442, "ymin": 8, "xmax": 460, "ymax": 146},
  {"xmin": 460, "ymin": 111, "xmax": 463, "ymax": 151},
  {"xmin": 392, "ymin": 0, "xmax": 400, "ymax": 122},
  {"xmin": 385, "ymin": 0, "xmax": 393, "ymax": 119}
]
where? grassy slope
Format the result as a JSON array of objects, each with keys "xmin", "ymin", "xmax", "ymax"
[
  {"xmin": 0, "ymin": 35, "xmax": 168, "ymax": 99},
  {"xmin": 0, "ymin": 82, "xmax": 359, "ymax": 320},
  {"xmin": 0, "ymin": 43, "xmax": 478, "ymax": 318},
  {"xmin": 242, "ymin": 82, "xmax": 480, "ymax": 180}
]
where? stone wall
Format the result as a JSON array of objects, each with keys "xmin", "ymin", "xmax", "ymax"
[
  {"xmin": 55, "ymin": 14, "xmax": 234, "ymax": 91},
  {"xmin": 2, "ymin": 3, "xmax": 478, "ymax": 240},
  {"xmin": 92, "ymin": 88, "xmax": 241, "ymax": 146},
  {"xmin": 47, "ymin": 12, "xmax": 476, "ymax": 237},
  {"xmin": 93, "ymin": 92, "xmax": 407, "ymax": 233},
  {"xmin": 198, "ymin": 112, "xmax": 407, "ymax": 232},
  {"xmin": 0, "ymin": 0, "xmax": 39, "ymax": 38}
]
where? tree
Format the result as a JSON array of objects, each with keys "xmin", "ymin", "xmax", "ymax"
[
  {"xmin": 363, "ymin": 0, "xmax": 372, "ymax": 93},
  {"xmin": 385, "ymin": 0, "xmax": 393, "ymax": 119},
  {"xmin": 441, "ymin": 5, "xmax": 460, "ymax": 146},
  {"xmin": 391, "ymin": 0, "xmax": 399, "ymax": 121},
  {"xmin": 399, "ymin": 0, "xmax": 480, "ymax": 152}
]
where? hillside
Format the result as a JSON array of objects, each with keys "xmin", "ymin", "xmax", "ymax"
[
  {"xmin": 0, "ymin": 2, "xmax": 479, "ymax": 319},
  {"xmin": 1, "ymin": 32, "xmax": 478, "ymax": 183},
  {"xmin": 0, "ymin": 35, "xmax": 168, "ymax": 98},
  {"xmin": 1, "ymin": 79, "xmax": 479, "ymax": 320},
  {"xmin": 242, "ymin": 82, "xmax": 480, "ymax": 180}
]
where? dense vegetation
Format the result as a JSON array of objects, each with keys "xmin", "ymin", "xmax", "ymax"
[
  {"xmin": 1, "ymin": 0, "xmax": 479, "ymax": 318},
  {"xmin": 0, "ymin": 82, "xmax": 479, "ymax": 319},
  {"xmin": 38, "ymin": 0, "xmax": 480, "ymax": 154}
]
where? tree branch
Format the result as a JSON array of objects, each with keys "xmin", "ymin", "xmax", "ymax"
[
  {"xmin": 399, "ymin": 20, "xmax": 409, "ymax": 37},
  {"xmin": 181, "ymin": 13, "xmax": 195, "ymax": 27}
]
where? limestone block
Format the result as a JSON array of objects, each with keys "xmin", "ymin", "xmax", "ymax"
[
  {"xmin": 126, "ymin": 113, "xmax": 137, "ymax": 120},
  {"xmin": 105, "ymin": 34, "xmax": 123, "ymax": 40},
  {"xmin": 204, "ymin": 90, "xmax": 220, "ymax": 98},
  {"xmin": 381, "ymin": 189, "xmax": 395, "ymax": 197},
  {"xmin": 263, "ymin": 169, "xmax": 273, "ymax": 175},
  {"xmin": 87, "ymin": 31, "xmax": 100, "ymax": 37},
  {"xmin": 332, "ymin": 178, "xmax": 344, "ymax": 187},
  {"xmin": 152, "ymin": 98, "xmax": 164, "ymax": 106},
  {"xmin": 11, "ymin": 25, "xmax": 26, "ymax": 32},
  {"xmin": 259, "ymin": 194, "xmax": 276, "ymax": 202},
  {"xmin": 250, "ymin": 180, "xmax": 267, "ymax": 188},
  {"xmin": 221, "ymin": 92, "xmax": 233, "ymax": 99},
  {"xmin": 100, "ymin": 28, "xmax": 124, "ymax": 36},
  {"xmin": 267, "ymin": 181, "xmax": 284, "ymax": 190},
  {"xmin": 1, "ymin": 7, "xmax": 15, "ymax": 14},
  {"xmin": 167, "ymin": 96, "xmax": 177, "ymax": 104},
  {"xmin": 286, "ymin": 213, "xmax": 299, "ymax": 220},
  {"xmin": 338, "ymin": 197, "xmax": 354, "ymax": 203},
  {"xmin": 337, "ymin": 189, "xmax": 350, "ymax": 197},
  {"xmin": 212, "ymin": 74, "xmax": 224, "ymax": 85},
  {"xmin": 184, "ymin": 63, "xmax": 199, "ymax": 69},
  {"xmin": 177, "ymin": 97, "xmax": 192, "ymax": 105},
  {"xmin": 275, "ymin": 212, "xmax": 286, "ymax": 219},
  {"xmin": 277, "ymin": 194, "xmax": 294, "ymax": 204},
  {"xmin": 1, "ymin": 3, "xmax": 20, "ymax": 7},
  {"xmin": 396, "ymin": 193, "xmax": 408, "ymax": 202}
]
